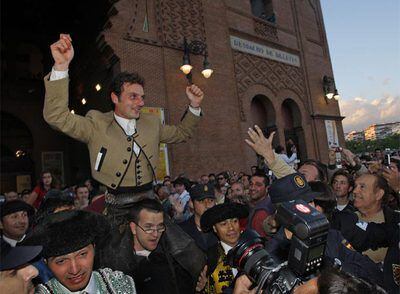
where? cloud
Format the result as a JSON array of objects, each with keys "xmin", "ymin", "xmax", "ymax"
[
  {"xmin": 340, "ymin": 95, "xmax": 400, "ymax": 132},
  {"xmin": 354, "ymin": 97, "xmax": 367, "ymax": 102}
]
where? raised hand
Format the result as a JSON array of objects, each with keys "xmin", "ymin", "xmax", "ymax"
[
  {"xmin": 245, "ymin": 125, "xmax": 276, "ymax": 165},
  {"xmin": 50, "ymin": 34, "xmax": 74, "ymax": 71},
  {"xmin": 186, "ymin": 84, "xmax": 204, "ymax": 108},
  {"xmin": 342, "ymin": 148, "xmax": 356, "ymax": 166}
]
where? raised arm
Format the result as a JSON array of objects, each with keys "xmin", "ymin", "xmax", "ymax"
[
  {"xmin": 43, "ymin": 34, "xmax": 95, "ymax": 143},
  {"xmin": 160, "ymin": 84, "xmax": 204, "ymax": 143},
  {"xmin": 245, "ymin": 125, "xmax": 295, "ymax": 178},
  {"xmin": 51, "ymin": 33, "xmax": 74, "ymax": 71}
]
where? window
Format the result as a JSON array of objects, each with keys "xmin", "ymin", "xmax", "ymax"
[{"xmin": 250, "ymin": 0, "xmax": 275, "ymax": 23}]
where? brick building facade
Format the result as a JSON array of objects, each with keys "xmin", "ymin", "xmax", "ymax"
[
  {"xmin": 96, "ymin": 0, "xmax": 344, "ymax": 178},
  {"xmin": 1, "ymin": 0, "xmax": 345, "ymax": 190}
]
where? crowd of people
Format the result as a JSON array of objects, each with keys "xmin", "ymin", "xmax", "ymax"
[
  {"xmin": 1, "ymin": 142, "xmax": 399, "ymax": 293},
  {"xmin": 1, "ymin": 34, "xmax": 399, "ymax": 294}
]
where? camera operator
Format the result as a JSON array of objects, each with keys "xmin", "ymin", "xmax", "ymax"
[{"xmin": 265, "ymin": 173, "xmax": 384, "ymax": 287}]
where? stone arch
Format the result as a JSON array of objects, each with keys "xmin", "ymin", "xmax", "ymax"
[
  {"xmin": 275, "ymin": 88, "xmax": 314, "ymax": 160},
  {"xmin": 239, "ymin": 84, "xmax": 280, "ymax": 170}
]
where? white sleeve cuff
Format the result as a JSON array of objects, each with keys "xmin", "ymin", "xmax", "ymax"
[
  {"xmin": 188, "ymin": 106, "xmax": 201, "ymax": 116},
  {"xmin": 50, "ymin": 67, "xmax": 69, "ymax": 81}
]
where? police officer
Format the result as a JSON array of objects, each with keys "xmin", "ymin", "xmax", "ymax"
[{"xmin": 179, "ymin": 183, "xmax": 219, "ymax": 252}]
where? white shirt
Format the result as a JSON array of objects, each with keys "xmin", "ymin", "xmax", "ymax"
[
  {"xmin": 57, "ymin": 272, "xmax": 98, "ymax": 294},
  {"xmin": 336, "ymin": 203, "xmax": 347, "ymax": 211},
  {"xmin": 136, "ymin": 249, "xmax": 152, "ymax": 257},
  {"xmin": 114, "ymin": 114, "xmax": 136, "ymax": 136},
  {"xmin": 3, "ymin": 234, "xmax": 25, "ymax": 247},
  {"xmin": 178, "ymin": 190, "xmax": 191, "ymax": 207},
  {"xmin": 277, "ymin": 153, "xmax": 297, "ymax": 166},
  {"xmin": 220, "ymin": 241, "xmax": 238, "ymax": 277}
]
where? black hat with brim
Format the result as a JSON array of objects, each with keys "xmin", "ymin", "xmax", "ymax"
[
  {"xmin": 0, "ymin": 243, "xmax": 42, "ymax": 271},
  {"xmin": 201, "ymin": 203, "xmax": 249, "ymax": 232},
  {"xmin": 269, "ymin": 173, "xmax": 323, "ymax": 204},
  {"xmin": 21, "ymin": 210, "xmax": 110, "ymax": 258},
  {"xmin": 0, "ymin": 200, "xmax": 34, "ymax": 219},
  {"xmin": 189, "ymin": 183, "xmax": 215, "ymax": 201}
]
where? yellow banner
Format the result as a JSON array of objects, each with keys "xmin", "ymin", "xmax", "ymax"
[{"xmin": 141, "ymin": 107, "xmax": 170, "ymax": 181}]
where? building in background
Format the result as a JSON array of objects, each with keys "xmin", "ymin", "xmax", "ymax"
[
  {"xmin": 345, "ymin": 131, "xmax": 365, "ymax": 142},
  {"xmin": 1, "ymin": 0, "xmax": 344, "ymax": 191},
  {"xmin": 364, "ymin": 122, "xmax": 400, "ymax": 141}
]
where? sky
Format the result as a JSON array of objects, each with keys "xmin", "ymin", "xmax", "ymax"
[{"xmin": 320, "ymin": 0, "xmax": 400, "ymax": 133}]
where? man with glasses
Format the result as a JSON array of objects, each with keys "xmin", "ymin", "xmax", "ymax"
[{"xmin": 127, "ymin": 199, "xmax": 207, "ymax": 294}]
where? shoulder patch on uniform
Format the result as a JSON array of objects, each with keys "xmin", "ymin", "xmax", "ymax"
[
  {"xmin": 341, "ymin": 239, "xmax": 355, "ymax": 251},
  {"xmin": 294, "ymin": 175, "xmax": 305, "ymax": 188}
]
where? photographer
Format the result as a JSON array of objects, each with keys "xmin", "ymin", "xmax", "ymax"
[{"xmin": 265, "ymin": 173, "xmax": 384, "ymax": 287}]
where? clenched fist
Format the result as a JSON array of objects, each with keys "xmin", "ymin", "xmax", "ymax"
[
  {"xmin": 186, "ymin": 84, "xmax": 204, "ymax": 108},
  {"xmin": 50, "ymin": 34, "xmax": 74, "ymax": 71}
]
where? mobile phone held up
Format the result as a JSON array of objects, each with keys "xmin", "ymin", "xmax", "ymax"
[{"xmin": 383, "ymin": 154, "xmax": 391, "ymax": 167}]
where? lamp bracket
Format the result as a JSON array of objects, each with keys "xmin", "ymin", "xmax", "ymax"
[{"xmin": 187, "ymin": 40, "xmax": 207, "ymax": 55}]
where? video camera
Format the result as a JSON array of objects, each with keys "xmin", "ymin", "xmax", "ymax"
[{"xmin": 228, "ymin": 200, "xmax": 330, "ymax": 293}]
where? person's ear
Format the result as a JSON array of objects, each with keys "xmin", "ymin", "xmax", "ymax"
[
  {"xmin": 376, "ymin": 188, "xmax": 384, "ymax": 202},
  {"xmin": 129, "ymin": 222, "xmax": 137, "ymax": 235},
  {"xmin": 213, "ymin": 225, "xmax": 217, "ymax": 233},
  {"xmin": 111, "ymin": 92, "xmax": 119, "ymax": 104}
]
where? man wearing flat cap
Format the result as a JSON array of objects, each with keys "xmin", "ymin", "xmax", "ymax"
[
  {"xmin": 22, "ymin": 210, "xmax": 137, "ymax": 293},
  {"xmin": 0, "ymin": 242, "xmax": 42, "ymax": 294},
  {"xmin": 1, "ymin": 200, "xmax": 34, "ymax": 249},
  {"xmin": 179, "ymin": 183, "xmax": 218, "ymax": 251},
  {"xmin": 200, "ymin": 203, "xmax": 249, "ymax": 293}
]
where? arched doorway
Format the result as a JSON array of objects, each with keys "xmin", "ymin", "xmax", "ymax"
[
  {"xmin": 281, "ymin": 99, "xmax": 307, "ymax": 161},
  {"xmin": 250, "ymin": 95, "xmax": 278, "ymax": 168},
  {"xmin": 0, "ymin": 112, "xmax": 34, "ymax": 192}
]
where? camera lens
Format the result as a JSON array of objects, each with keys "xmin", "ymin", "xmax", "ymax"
[{"xmin": 228, "ymin": 230, "xmax": 277, "ymax": 285}]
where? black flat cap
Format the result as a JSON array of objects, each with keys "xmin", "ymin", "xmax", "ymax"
[
  {"xmin": 201, "ymin": 203, "xmax": 249, "ymax": 232},
  {"xmin": 269, "ymin": 173, "xmax": 323, "ymax": 204},
  {"xmin": 0, "ymin": 242, "xmax": 42, "ymax": 271},
  {"xmin": 0, "ymin": 200, "xmax": 34, "ymax": 219},
  {"xmin": 189, "ymin": 183, "xmax": 215, "ymax": 201},
  {"xmin": 22, "ymin": 210, "xmax": 110, "ymax": 258}
]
